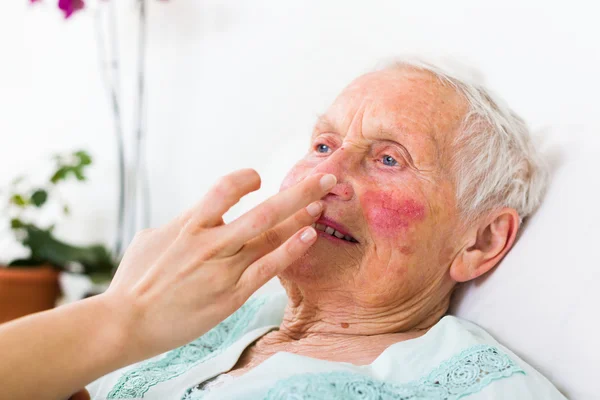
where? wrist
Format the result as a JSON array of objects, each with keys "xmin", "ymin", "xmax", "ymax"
[{"xmin": 90, "ymin": 292, "xmax": 138, "ymax": 369}]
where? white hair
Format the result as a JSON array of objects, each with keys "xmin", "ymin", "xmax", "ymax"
[{"xmin": 380, "ymin": 57, "xmax": 548, "ymax": 223}]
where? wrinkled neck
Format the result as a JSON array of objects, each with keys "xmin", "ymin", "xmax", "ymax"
[{"xmin": 277, "ymin": 281, "xmax": 452, "ymax": 340}]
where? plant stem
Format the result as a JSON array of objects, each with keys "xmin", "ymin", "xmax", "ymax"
[
  {"xmin": 95, "ymin": 4, "xmax": 126, "ymax": 262},
  {"xmin": 126, "ymin": 0, "xmax": 150, "ymax": 252}
]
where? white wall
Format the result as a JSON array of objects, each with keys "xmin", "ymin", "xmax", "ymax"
[{"xmin": 1, "ymin": 0, "xmax": 599, "ymax": 260}]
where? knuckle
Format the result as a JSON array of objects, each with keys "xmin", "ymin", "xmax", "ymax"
[
  {"xmin": 182, "ymin": 219, "xmax": 202, "ymax": 235},
  {"xmin": 194, "ymin": 227, "xmax": 231, "ymax": 258},
  {"xmin": 196, "ymin": 240, "xmax": 226, "ymax": 260},
  {"xmin": 301, "ymin": 180, "xmax": 318, "ymax": 198},
  {"xmin": 255, "ymin": 261, "xmax": 274, "ymax": 279},
  {"xmin": 176, "ymin": 210, "xmax": 192, "ymax": 226},
  {"xmin": 214, "ymin": 176, "xmax": 236, "ymax": 196},
  {"xmin": 133, "ymin": 228, "xmax": 155, "ymax": 241},
  {"xmin": 294, "ymin": 210, "xmax": 309, "ymax": 224},
  {"xmin": 139, "ymin": 227, "xmax": 154, "ymax": 235},
  {"xmin": 283, "ymin": 241, "xmax": 297, "ymax": 259},
  {"xmin": 262, "ymin": 229, "xmax": 283, "ymax": 249},
  {"xmin": 253, "ymin": 209, "xmax": 275, "ymax": 229}
]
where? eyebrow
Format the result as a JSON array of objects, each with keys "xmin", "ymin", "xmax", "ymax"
[
  {"xmin": 312, "ymin": 114, "xmax": 335, "ymax": 138},
  {"xmin": 312, "ymin": 114, "xmax": 437, "ymax": 172},
  {"xmin": 313, "ymin": 114, "xmax": 420, "ymax": 148}
]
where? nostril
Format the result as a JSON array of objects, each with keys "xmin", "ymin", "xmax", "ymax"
[
  {"xmin": 326, "ymin": 182, "xmax": 354, "ymax": 201},
  {"xmin": 322, "ymin": 193, "xmax": 336, "ymax": 201}
]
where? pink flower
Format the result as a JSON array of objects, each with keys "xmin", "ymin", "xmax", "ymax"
[{"xmin": 58, "ymin": 0, "xmax": 85, "ymax": 18}]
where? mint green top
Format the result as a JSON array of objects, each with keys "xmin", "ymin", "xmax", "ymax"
[{"xmin": 87, "ymin": 291, "xmax": 566, "ymax": 399}]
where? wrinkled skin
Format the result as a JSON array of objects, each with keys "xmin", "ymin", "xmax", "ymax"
[
  {"xmin": 229, "ymin": 67, "xmax": 487, "ymax": 376},
  {"xmin": 279, "ymin": 67, "xmax": 468, "ymax": 329}
]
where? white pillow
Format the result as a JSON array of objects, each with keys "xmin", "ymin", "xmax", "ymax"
[{"xmin": 451, "ymin": 126, "xmax": 600, "ymax": 399}]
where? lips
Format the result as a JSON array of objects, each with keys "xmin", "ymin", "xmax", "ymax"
[{"xmin": 311, "ymin": 217, "xmax": 359, "ymax": 243}]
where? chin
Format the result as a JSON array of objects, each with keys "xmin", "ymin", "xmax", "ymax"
[
  {"xmin": 278, "ymin": 242, "xmax": 345, "ymax": 287},
  {"xmin": 278, "ymin": 252, "xmax": 321, "ymax": 284}
]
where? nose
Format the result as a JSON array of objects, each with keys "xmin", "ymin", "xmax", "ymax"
[{"xmin": 310, "ymin": 146, "xmax": 355, "ymax": 201}]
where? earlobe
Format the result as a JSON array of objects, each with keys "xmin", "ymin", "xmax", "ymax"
[
  {"xmin": 449, "ymin": 250, "xmax": 473, "ymax": 283},
  {"xmin": 448, "ymin": 241, "xmax": 480, "ymax": 283},
  {"xmin": 449, "ymin": 209, "xmax": 520, "ymax": 283}
]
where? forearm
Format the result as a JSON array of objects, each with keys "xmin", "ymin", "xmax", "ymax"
[{"xmin": 0, "ymin": 294, "xmax": 131, "ymax": 400}]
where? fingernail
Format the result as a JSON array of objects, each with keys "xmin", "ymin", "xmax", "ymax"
[
  {"xmin": 300, "ymin": 227, "xmax": 317, "ymax": 243},
  {"xmin": 320, "ymin": 174, "xmax": 337, "ymax": 191},
  {"xmin": 306, "ymin": 201, "xmax": 322, "ymax": 217}
]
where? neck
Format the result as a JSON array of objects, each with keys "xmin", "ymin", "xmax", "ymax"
[{"xmin": 277, "ymin": 279, "xmax": 454, "ymax": 340}]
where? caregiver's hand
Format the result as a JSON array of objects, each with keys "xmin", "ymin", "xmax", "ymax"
[
  {"xmin": 0, "ymin": 169, "xmax": 335, "ymax": 400},
  {"xmin": 104, "ymin": 169, "xmax": 335, "ymax": 360}
]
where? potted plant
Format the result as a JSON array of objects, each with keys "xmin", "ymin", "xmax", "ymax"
[{"xmin": 0, "ymin": 150, "xmax": 116, "ymax": 323}]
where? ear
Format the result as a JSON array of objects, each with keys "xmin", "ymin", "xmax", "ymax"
[{"xmin": 449, "ymin": 208, "xmax": 520, "ymax": 283}]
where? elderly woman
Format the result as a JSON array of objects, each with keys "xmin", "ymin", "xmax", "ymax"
[{"xmin": 1, "ymin": 60, "xmax": 565, "ymax": 400}]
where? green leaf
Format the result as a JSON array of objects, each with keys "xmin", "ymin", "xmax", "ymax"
[
  {"xmin": 30, "ymin": 189, "xmax": 48, "ymax": 207},
  {"xmin": 88, "ymin": 272, "xmax": 112, "ymax": 284},
  {"xmin": 10, "ymin": 194, "xmax": 28, "ymax": 207},
  {"xmin": 73, "ymin": 167, "xmax": 86, "ymax": 181},
  {"xmin": 10, "ymin": 218, "xmax": 24, "ymax": 229},
  {"xmin": 7, "ymin": 258, "xmax": 47, "ymax": 268},
  {"xmin": 74, "ymin": 150, "xmax": 92, "ymax": 166},
  {"xmin": 50, "ymin": 166, "xmax": 69, "ymax": 184},
  {"xmin": 18, "ymin": 224, "xmax": 117, "ymax": 275},
  {"xmin": 63, "ymin": 205, "xmax": 70, "ymax": 215}
]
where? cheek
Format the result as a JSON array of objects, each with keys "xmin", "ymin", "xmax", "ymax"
[
  {"xmin": 361, "ymin": 191, "xmax": 426, "ymax": 238},
  {"xmin": 279, "ymin": 165, "xmax": 307, "ymax": 192}
]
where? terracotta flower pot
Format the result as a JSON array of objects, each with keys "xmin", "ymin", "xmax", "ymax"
[{"xmin": 0, "ymin": 265, "xmax": 61, "ymax": 324}]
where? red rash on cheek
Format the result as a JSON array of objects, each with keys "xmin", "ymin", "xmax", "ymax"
[
  {"xmin": 361, "ymin": 191, "xmax": 426, "ymax": 236},
  {"xmin": 280, "ymin": 168, "xmax": 304, "ymax": 192}
]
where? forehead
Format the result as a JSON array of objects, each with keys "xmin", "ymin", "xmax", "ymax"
[{"xmin": 319, "ymin": 68, "xmax": 468, "ymax": 155}]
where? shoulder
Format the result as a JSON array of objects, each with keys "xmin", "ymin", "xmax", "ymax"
[{"xmin": 410, "ymin": 315, "xmax": 567, "ymax": 399}]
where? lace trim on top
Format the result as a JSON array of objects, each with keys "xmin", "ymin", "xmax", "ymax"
[
  {"xmin": 107, "ymin": 296, "xmax": 267, "ymax": 399},
  {"xmin": 263, "ymin": 345, "xmax": 525, "ymax": 400}
]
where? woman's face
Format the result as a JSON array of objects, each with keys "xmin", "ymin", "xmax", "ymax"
[{"xmin": 278, "ymin": 68, "xmax": 469, "ymax": 308}]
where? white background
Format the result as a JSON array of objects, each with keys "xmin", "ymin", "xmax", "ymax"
[
  {"xmin": 1, "ymin": 1, "xmax": 599, "ymax": 397},
  {"xmin": 1, "ymin": 0, "xmax": 598, "ymax": 260}
]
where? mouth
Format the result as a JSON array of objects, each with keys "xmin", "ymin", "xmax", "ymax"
[{"xmin": 311, "ymin": 217, "xmax": 359, "ymax": 243}]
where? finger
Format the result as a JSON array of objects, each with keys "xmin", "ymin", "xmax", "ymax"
[
  {"xmin": 182, "ymin": 169, "xmax": 261, "ymax": 232},
  {"xmin": 224, "ymin": 173, "xmax": 336, "ymax": 250},
  {"xmin": 240, "ymin": 201, "xmax": 323, "ymax": 265},
  {"xmin": 68, "ymin": 389, "xmax": 90, "ymax": 400},
  {"xmin": 236, "ymin": 226, "xmax": 317, "ymax": 296}
]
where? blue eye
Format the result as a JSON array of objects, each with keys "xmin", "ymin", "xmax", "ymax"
[
  {"xmin": 316, "ymin": 144, "xmax": 330, "ymax": 153},
  {"xmin": 382, "ymin": 155, "xmax": 398, "ymax": 166}
]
